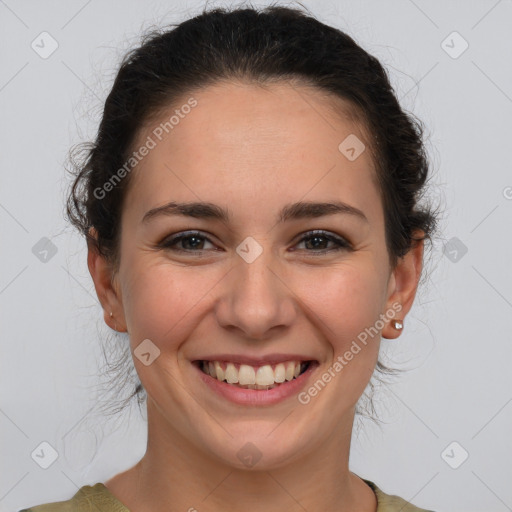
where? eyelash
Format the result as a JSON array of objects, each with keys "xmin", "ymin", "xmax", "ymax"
[{"xmin": 158, "ymin": 230, "xmax": 352, "ymax": 255}]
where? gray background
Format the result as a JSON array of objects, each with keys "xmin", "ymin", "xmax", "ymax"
[{"xmin": 1, "ymin": 1, "xmax": 511, "ymax": 511}]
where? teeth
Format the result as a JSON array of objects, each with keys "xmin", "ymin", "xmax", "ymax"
[
  {"xmin": 274, "ymin": 363, "xmax": 286, "ymax": 383},
  {"xmin": 202, "ymin": 360, "xmax": 309, "ymax": 387},
  {"xmin": 239, "ymin": 365, "xmax": 256, "ymax": 385},
  {"xmin": 214, "ymin": 361, "xmax": 225, "ymax": 381},
  {"xmin": 225, "ymin": 362, "xmax": 238, "ymax": 384},
  {"xmin": 285, "ymin": 361, "xmax": 295, "ymax": 381},
  {"xmin": 255, "ymin": 365, "xmax": 274, "ymax": 386}
]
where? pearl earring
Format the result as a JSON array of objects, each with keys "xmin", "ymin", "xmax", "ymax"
[{"xmin": 391, "ymin": 319, "xmax": 403, "ymax": 330}]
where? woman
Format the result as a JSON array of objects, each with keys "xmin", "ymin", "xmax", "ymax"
[{"xmin": 21, "ymin": 4, "xmax": 438, "ymax": 511}]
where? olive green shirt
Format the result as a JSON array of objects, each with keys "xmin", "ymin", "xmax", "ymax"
[{"xmin": 19, "ymin": 479, "xmax": 435, "ymax": 511}]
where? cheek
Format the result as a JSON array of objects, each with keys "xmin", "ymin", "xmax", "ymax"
[
  {"xmin": 121, "ymin": 260, "xmax": 222, "ymax": 349},
  {"xmin": 298, "ymin": 262, "xmax": 387, "ymax": 341},
  {"xmin": 289, "ymin": 264, "xmax": 386, "ymax": 411},
  {"xmin": 119, "ymin": 263, "xmax": 212, "ymax": 401}
]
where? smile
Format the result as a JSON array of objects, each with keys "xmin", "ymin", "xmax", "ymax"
[
  {"xmin": 199, "ymin": 360, "xmax": 311, "ymax": 389},
  {"xmin": 192, "ymin": 359, "xmax": 319, "ymax": 405}
]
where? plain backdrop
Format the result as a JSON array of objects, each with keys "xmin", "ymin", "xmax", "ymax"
[{"xmin": 1, "ymin": 1, "xmax": 511, "ymax": 511}]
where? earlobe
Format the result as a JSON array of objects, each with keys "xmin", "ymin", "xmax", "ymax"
[{"xmin": 87, "ymin": 228, "xmax": 127, "ymax": 332}]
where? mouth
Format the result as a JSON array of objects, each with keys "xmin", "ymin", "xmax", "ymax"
[{"xmin": 192, "ymin": 359, "xmax": 316, "ymax": 390}]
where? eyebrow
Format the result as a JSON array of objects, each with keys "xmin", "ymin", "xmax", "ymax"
[{"xmin": 142, "ymin": 200, "xmax": 368, "ymax": 225}]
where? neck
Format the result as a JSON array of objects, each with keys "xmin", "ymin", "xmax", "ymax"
[{"xmin": 105, "ymin": 399, "xmax": 377, "ymax": 512}]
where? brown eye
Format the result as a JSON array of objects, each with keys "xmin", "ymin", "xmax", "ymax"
[
  {"xmin": 159, "ymin": 231, "xmax": 216, "ymax": 253},
  {"xmin": 292, "ymin": 230, "xmax": 352, "ymax": 254}
]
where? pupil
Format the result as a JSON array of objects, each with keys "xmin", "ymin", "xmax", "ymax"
[
  {"xmin": 186, "ymin": 236, "xmax": 202, "ymax": 249},
  {"xmin": 307, "ymin": 236, "xmax": 326, "ymax": 250}
]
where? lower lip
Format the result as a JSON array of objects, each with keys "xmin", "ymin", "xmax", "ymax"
[{"xmin": 193, "ymin": 361, "xmax": 318, "ymax": 406}]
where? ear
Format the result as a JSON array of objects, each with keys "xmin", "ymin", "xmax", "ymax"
[
  {"xmin": 381, "ymin": 232, "xmax": 424, "ymax": 339},
  {"xmin": 87, "ymin": 227, "xmax": 127, "ymax": 332}
]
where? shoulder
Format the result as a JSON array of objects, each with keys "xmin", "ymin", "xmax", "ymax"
[
  {"xmin": 363, "ymin": 479, "xmax": 437, "ymax": 512},
  {"xmin": 17, "ymin": 483, "xmax": 128, "ymax": 512}
]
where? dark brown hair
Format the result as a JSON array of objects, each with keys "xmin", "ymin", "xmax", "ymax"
[{"xmin": 66, "ymin": 3, "xmax": 438, "ymax": 424}]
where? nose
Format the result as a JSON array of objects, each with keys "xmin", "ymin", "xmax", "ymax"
[{"xmin": 214, "ymin": 249, "xmax": 297, "ymax": 340}]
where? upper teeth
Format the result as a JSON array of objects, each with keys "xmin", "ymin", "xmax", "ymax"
[{"xmin": 203, "ymin": 361, "xmax": 305, "ymax": 386}]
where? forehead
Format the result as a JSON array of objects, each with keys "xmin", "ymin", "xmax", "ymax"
[{"xmin": 124, "ymin": 80, "xmax": 381, "ymax": 227}]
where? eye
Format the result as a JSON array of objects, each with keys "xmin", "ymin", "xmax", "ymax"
[
  {"xmin": 292, "ymin": 230, "xmax": 352, "ymax": 254},
  {"xmin": 158, "ymin": 231, "xmax": 216, "ymax": 253}
]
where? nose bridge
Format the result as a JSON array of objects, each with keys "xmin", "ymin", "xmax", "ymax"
[{"xmin": 216, "ymin": 243, "xmax": 295, "ymax": 339}]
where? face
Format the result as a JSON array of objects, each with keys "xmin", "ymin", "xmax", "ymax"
[{"xmin": 90, "ymin": 81, "xmax": 422, "ymax": 470}]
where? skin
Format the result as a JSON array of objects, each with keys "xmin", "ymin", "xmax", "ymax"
[{"xmin": 88, "ymin": 81, "xmax": 424, "ymax": 512}]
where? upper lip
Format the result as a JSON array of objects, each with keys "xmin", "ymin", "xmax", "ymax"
[{"xmin": 193, "ymin": 353, "xmax": 317, "ymax": 366}]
